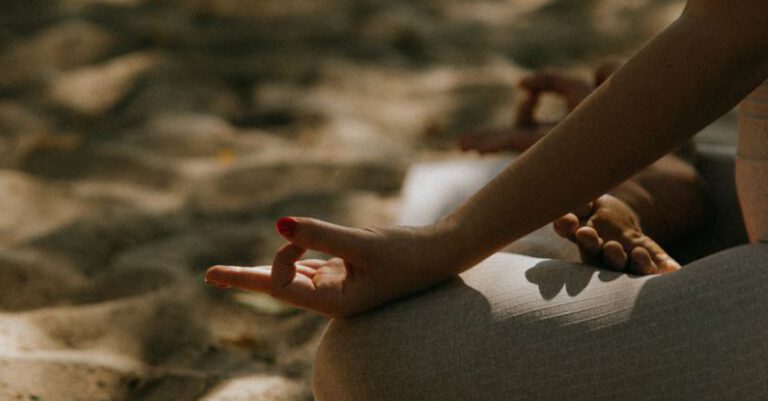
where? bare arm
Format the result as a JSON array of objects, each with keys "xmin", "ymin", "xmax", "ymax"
[
  {"xmin": 208, "ymin": 0, "xmax": 768, "ymax": 318},
  {"xmin": 440, "ymin": 2, "xmax": 768, "ymax": 272},
  {"xmin": 460, "ymin": 64, "xmax": 709, "ymax": 259}
]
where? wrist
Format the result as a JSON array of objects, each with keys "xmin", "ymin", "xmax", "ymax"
[{"xmin": 429, "ymin": 214, "xmax": 487, "ymax": 275}]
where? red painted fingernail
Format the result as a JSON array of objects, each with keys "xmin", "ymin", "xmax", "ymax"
[{"xmin": 276, "ymin": 217, "xmax": 298, "ymax": 237}]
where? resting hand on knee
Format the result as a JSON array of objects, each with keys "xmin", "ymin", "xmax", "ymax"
[
  {"xmin": 205, "ymin": 217, "xmax": 467, "ymax": 318},
  {"xmin": 553, "ymin": 194, "xmax": 681, "ymax": 275}
]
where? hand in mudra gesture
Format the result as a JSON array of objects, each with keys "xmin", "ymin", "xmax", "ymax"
[
  {"xmin": 459, "ymin": 70, "xmax": 593, "ymax": 154},
  {"xmin": 206, "ymin": 217, "xmax": 461, "ymax": 318}
]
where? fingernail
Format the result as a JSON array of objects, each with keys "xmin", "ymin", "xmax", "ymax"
[
  {"xmin": 205, "ymin": 278, "xmax": 230, "ymax": 289},
  {"xmin": 276, "ymin": 217, "xmax": 298, "ymax": 237}
]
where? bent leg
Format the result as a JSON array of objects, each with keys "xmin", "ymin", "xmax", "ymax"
[{"xmin": 314, "ymin": 244, "xmax": 768, "ymax": 401}]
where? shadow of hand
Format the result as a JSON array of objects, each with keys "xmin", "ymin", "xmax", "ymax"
[{"xmin": 525, "ymin": 261, "xmax": 623, "ymax": 300}]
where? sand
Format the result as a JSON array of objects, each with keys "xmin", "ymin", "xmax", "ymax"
[{"xmin": 1, "ymin": 1, "xmax": 732, "ymax": 400}]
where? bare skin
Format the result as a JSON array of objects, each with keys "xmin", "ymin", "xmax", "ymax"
[
  {"xmin": 460, "ymin": 64, "xmax": 709, "ymax": 274},
  {"xmin": 554, "ymin": 195, "xmax": 682, "ymax": 275},
  {"xmin": 207, "ymin": 0, "xmax": 768, "ymax": 319}
]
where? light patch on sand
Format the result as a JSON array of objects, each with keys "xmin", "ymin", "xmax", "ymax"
[
  {"xmin": 0, "ymin": 171, "xmax": 88, "ymax": 250},
  {"xmin": 47, "ymin": 52, "xmax": 160, "ymax": 116},
  {"xmin": 591, "ymin": 0, "xmax": 685, "ymax": 36},
  {"xmin": 444, "ymin": 0, "xmax": 554, "ymax": 26},
  {"xmin": 199, "ymin": 375, "xmax": 306, "ymax": 401}
]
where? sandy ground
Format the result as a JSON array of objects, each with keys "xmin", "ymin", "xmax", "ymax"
[{"xmin": 0, "ymin": 0, "xmax": 735, "ymax": 400}]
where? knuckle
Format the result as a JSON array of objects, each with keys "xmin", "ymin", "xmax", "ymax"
[{"xmin": 276, "ymin": 243, "xmax": 305, "ymax": 262}]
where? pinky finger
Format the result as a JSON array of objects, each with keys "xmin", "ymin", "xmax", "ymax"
[{"xmin": 630, "ymin": 247, "xmax": 657, "ymax": 275}]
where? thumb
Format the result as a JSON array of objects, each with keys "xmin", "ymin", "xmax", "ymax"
[
  {"xmin": 514, "ymin": 90, "xmax": 540, "ymax": 128},
  {"xmin": 520, "ymin": 71, "xmax": 591, "ymax": 111},
  {"xmin": 275, "ymin": 217, "xmax": 369, "ymax": 260}
]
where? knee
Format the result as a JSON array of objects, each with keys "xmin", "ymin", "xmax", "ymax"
[
  {"xmin": 312, "ymin": 318, "xmax": 391, "ymax": 401},
  {"xmin": 312, "ymin": 284, "xmax": 483, "ymax": 400},
  {"xmin": 312, "ymin": 321, "xmax": 348, "ymax": 401},
  {"xmin": 312, "ymin": 253, "xmax": 563, "ymax": 400},
  {"xmin": 311, "ymin": 278, "xmax": 509, "ymax": 400}
]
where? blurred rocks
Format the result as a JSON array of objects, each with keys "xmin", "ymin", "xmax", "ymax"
[
  {"xmin": 0, "ymin": 249, "xmax": 86, "ymax": 311},
  {"xmin": 199, "ymin": 375, "xmax": 308, "ymax": 401},
  {"xmin": 232, "ymin": 293, "xmax": 300, "ymax": 318},
  {"xmin": 86, "ymin": 144, "xmax": 180, "ymax": 188},
  {"xmin": 121, "ymin": 69, "xmax": 244, "ymax": 121},
  {"xmin": 189, "ymin": 157, "xmax": 406, "ymax": 215},
  {"xmin": 47, "ymin": 52, "xmax": 160, "ymax": 116},
  {"xmin": 0, "ymin": 170, "xmax": 87, "ymax": 247},
  {"xmin": 123, "ymin": 113, "xmax": 237, "ymax": 157},
  {"xmin": 25, "ymin": 210, "xmax": 184, "ymax": 275},
  {"xmin": 108, "ymin": 223, "xmax": 264, "ymax": 274},
  {"xmin": 0, "ymin": 102, "xmax": 55, "ymax": 168},
  {"xmin": 0, "ymin": 102, "xmax": 53, "ymax": 137},
  {"xmin": 0, "ymin": 20, "xmax": 118, "ymax": 90},
  {"xmin": 61, "ymin": 0, "xmax": 150, "ymax": 10}
]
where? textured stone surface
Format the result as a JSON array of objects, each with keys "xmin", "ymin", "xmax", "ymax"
[
  {"xmin": 0, "ymin": 20, "xmax": 118, "ymax": 89},
  {"xmin": 47, "ymin": 52, "xmax": 160, "ymax": 115}
]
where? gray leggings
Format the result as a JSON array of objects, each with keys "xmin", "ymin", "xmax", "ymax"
[{"xmin": 313, "ymin": 244, "xmax": 768, "ymax": 400}]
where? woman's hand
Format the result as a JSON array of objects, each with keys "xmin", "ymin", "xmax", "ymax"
[
  {"xmin": 205, "ymin": 218, "xmax": 464, "ymax": 318},
  {"xmin": 459, "ymin": 70, "xmax": 593, "ymax": 154},
  {"xmin": 553, "ymin": 195, "xmax": 681, "ymax": 275}
]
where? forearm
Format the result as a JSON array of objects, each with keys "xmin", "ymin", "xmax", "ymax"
[{"xmin": 437, "ymin": 6, "xmax": 768, "ymax": 273}]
